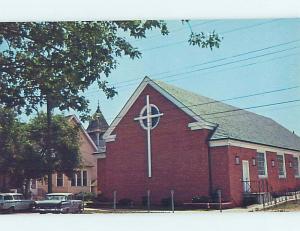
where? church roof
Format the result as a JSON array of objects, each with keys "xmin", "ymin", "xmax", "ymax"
[
  {"xmin": 154, "ymin": 79, "xmax": 300, "ymax": 152},
  {"xmin": 87, "ymin": 105, "xmax": 109, "ymax": 133}
]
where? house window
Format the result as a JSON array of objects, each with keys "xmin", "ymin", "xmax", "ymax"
[
  {"xmin": 70, "ymin": 170, "xmax": 87, "ymax": 187},
  {"xmin": 71, "ymin": 172, "xmax": 76, "ymax": 186},
  {"xmin": 83, "ymin": 171, "xmax": 87, "ymax": 186},
  {"xmin": 76, "ymin": 171, "xmax": 82, "ymax": 187},
  {"xmin": 56, "ymin": 173, "xmax": 64, "ymax": 187},
  {"xmin": 257, "ymin": 152, "xmax": 267, "ymax": 177},
  {"xmin": 277, "ymin": 154, "xmax": 286, "ymax": 178},
  {"xmin": 293, "ymin": 157, "xmax": 300, "ymax": 177}
]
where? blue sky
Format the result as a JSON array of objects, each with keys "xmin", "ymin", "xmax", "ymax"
[{"xmin": 75, "ymin": 19, "xmax": 300, "ymax": 135}]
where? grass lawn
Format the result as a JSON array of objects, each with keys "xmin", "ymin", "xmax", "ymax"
[{"xmin": 264, "ymin": 200, "xmax": 300, "ymax": 212}]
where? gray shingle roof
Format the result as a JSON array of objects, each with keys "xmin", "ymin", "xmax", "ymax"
[{"xmin": 154, "ymin": 79, "xmax": 300, "ymax": 151}]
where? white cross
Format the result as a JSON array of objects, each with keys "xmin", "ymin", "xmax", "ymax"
[{"xmin": 134, "ymin": 95, "xmax": 163, "ymax": 177}]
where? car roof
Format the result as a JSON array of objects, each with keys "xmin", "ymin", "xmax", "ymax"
[
  {"xmin": 46, "ymin": 193, "xmax": 73, "ymax": 196},
  {"xmin": 0, "ymin": 193, "xmax": 23, "ymax": 196}
]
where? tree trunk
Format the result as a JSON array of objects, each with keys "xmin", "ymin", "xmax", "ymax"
[
  {"xmin": 47, "ymin": 172, "xmax": 52, "ymax": 194},
  {"xmin": 24, "ymin": 178, "xmax": 31, "ymax": 199},
  {"xmin": 46, "ymin": 96, "xmax": 53, "ymax": 193}
]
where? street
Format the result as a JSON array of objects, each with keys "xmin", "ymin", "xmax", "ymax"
[{"xmin": 1, "ymin": 211, "xmax": 300, "ymax": 231}]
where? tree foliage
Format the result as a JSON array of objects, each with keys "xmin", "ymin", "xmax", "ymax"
[
  {"xmin": 0, "ymin": 109, "xmax": 80, "ymax": 193},
  {"xmin": 26, "ymin": 113, "xmax": 81, "ymax": 178},
  {"xmin": 0, "ymin": 21, "xmax": 221, "ymax": 120}
]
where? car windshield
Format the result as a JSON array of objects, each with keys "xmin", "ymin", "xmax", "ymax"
[{"xmin": 45, "ymin": 195, "xmax": 67, "ymax": 201}]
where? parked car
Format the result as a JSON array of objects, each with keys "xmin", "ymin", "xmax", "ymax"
[
  {"xmin": 34, "ymin": 193, "xmax": 83, "ymax": 214},
  {"xmin": 0, "ymin": 193, "xmax": 34, "ymax": 213}
]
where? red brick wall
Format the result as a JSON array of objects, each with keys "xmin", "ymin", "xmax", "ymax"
[
  {"xmin": 210, "ymin": 146, "xmax": 231, "ymax": 201},
  {"xmin": 226, "ymin": 146, "xmax": 300, "ymax": 206},
  {"xmin": 98, "ymin": 85, "xmax": 212, "ymax": 205}
]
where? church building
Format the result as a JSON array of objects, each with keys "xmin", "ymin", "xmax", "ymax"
[{"xmin": 97, "ymin": 77, "xmax": 300, "ymax": 207}]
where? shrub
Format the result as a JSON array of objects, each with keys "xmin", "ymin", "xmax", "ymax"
[
  {"xmin": 142, "ymin": 196, "xmax": 148, "ymax": 207},
  {"xmin": 74, "ymin": 192, "xmax": 95, "ymax": 201},
  {"xmin": 161, "ymin": 197, "xmax": 175, "ymax": 207},
  {"xmin": 118, "ymin": 198, "xmax": 133, "ymax": 207},
  {"xmin": 243, "ymin": 196, "xmax": 257, "ymax": 207},
  {"xmin": 192, "ymin": 196, "xmax": 211, "ymax": 203},
  {"xmin": 93, "ymin": 194, "xmax": 110, "ymax": 202}
]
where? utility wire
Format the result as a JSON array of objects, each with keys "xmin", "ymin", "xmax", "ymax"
[
  {"xmin": 113, "ymin": 45, "xmax": 300, "ymax": 90},
  {"xmin": 93, "ymin": 83, "xmax": 300, "ymax": 123},
  {"xmin": 163, "ymin": 51, "xmax": 300, "ymax": 85},
  {"xmin": 140, "ymin": 19, "xmax": 280, "ymax": 52},
  {"xmin": 103, "ymin": 97, "xmax": 300, "ymax": 131},
  {"xmin": 84, "ymin": 38, "xmax": 300, "ymax": 93}
]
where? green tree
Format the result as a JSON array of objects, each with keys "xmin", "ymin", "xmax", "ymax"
[
  {"xmin": 0, "ymin": 21, "xmax": 222, "ymax": 192},
  {"xmin": 0, "ymin": 108, "xmax": 43, "ymax": 196},
  {"xmin": 0, "ymin": 108, "xmax": 19, "ymax": 191},
  {"xmin": 26, "ymin": 113, "xmax": 81, "ymax": 193}
]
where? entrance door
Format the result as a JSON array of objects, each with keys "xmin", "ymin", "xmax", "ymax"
[{"xmin": 242, "ymin": 160, "xmax": 250, "ymax": 193}]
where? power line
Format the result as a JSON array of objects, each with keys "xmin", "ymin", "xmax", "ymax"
[
  {"xmin": 113, "ymin": 45, "xmax": 300, "ymax": 90},
  {"xmin": 157, "ymin": 51, "xmax": 300, "ymax": 85},
  {"xmin": 95, "ymin": 83, "xmax": 300, "ymax": 123},
  {"xmin": 139, "ymin": 19, "xmax": 280, "ymax": 52},
  {"xmin": 103, "ymin": 97, "xmax": 300, "ymax": 132},
  {"xmin": 84, "ymin": 38, "xmax": 300, "ymax": 94},
  {"xmin": 134, "ymin": 20, "xmax": 219, "ymax": 42}
]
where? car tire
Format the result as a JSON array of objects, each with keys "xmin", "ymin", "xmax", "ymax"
[
  {"xmin": 7, "ymin": 207, "xmax": 15, "ymax": 214},
  {"xmin": 63, "ymin": 209, "xmax": 69, "ymax": 214}
]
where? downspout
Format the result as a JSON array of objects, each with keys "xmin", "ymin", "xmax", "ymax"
[{"xmin": 207, "ymin": 125, "xmax": 219, "ymax": 198}]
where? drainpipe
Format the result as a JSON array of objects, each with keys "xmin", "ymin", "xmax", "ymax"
[{"xmin": 207, "ymin": 125, "xmax": 219, "ymax": 198}]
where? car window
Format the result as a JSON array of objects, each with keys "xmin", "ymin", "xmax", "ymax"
[
  {"xmin": 4, "ymin": 195, "xmax": 13, "ymax": 200},
  {"xmin": 13, "ymin": 195, "xmax": 24, "ymax": 200},
  {"xmin": 45, "ymin": 195, "xmax": 67, "ymax": 201},
  {"xmin": 0, "ymin": 195, "xmax": 3, "ymax": 200}
]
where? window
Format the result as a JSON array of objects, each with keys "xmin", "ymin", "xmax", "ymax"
[
  {"xmin": 277, "ymin": 154, "xmax": 286, "ymax": 178},
  {"xmin": 4, "ymin": 195, "xmax": 13, "ymax": 200},
  {"xmin": 31, "ymin": 179, "xmax": 37, "ymax": 189},
  {"xmin": 56, "ymin": 173, "xmax": 64, "ymax": 187},
  {"xmin": 257, "ymin": 152, "xmax": 267, "ymax": 177},
  {"xmin": 71, "ymin": 172, "xmax": 76, "ymax": 186},
  {"xmin": 139, "ymin": 104, "xmax": 161, "ymax": 129},
  {"xmin": 293, "ymin": 157, "xmax": 300, "ymax": 177},
  {"xmin": 83, "ymin": 171, "xmax": 87, "ymax": 186},
  {"xmin": 70, "ymin": 170, "xmax": 87, "ymax": 187},
  {"xmin": 13, "ymin": 195, "xmax": 24, "ymax": 200},
  {"xmin": 76, "ymin": 171, "xmax": 82, "ymax": 186}
]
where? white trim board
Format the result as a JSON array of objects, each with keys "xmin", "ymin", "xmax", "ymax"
[
  {"xmin": 67, "ymin": 115, "xmax": 99, "ymax": 152},
  {"xmin": 209, "ymin": 139, "xmax": 300, "ymax": 156},
  {"xmin": 103, "ymin": 76, "xmax": 215, "ymax": 142}
]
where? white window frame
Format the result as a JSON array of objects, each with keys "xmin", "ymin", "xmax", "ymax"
[
  {"xmin": 70, "ymin": 170, "xmax": 88, "ymax": 187},
  {"xmin": 56, "ymin": 173, "xmax": 64, "ymax": 187},
  {"xmin": 277, "ymin": 153, "xmax": 287, "ymax": 179},
  {"xmin": 294, "ymin": 156, "xmax": 300, "ymax": 178},
  {"xmin": 257, "ymin": 151, "xmax": 268, "ymax": 178}
]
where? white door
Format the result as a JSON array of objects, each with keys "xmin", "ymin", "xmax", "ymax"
[{"xmin": 242, "ymin": 160, "xmax": 250, "ymax": 192}]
